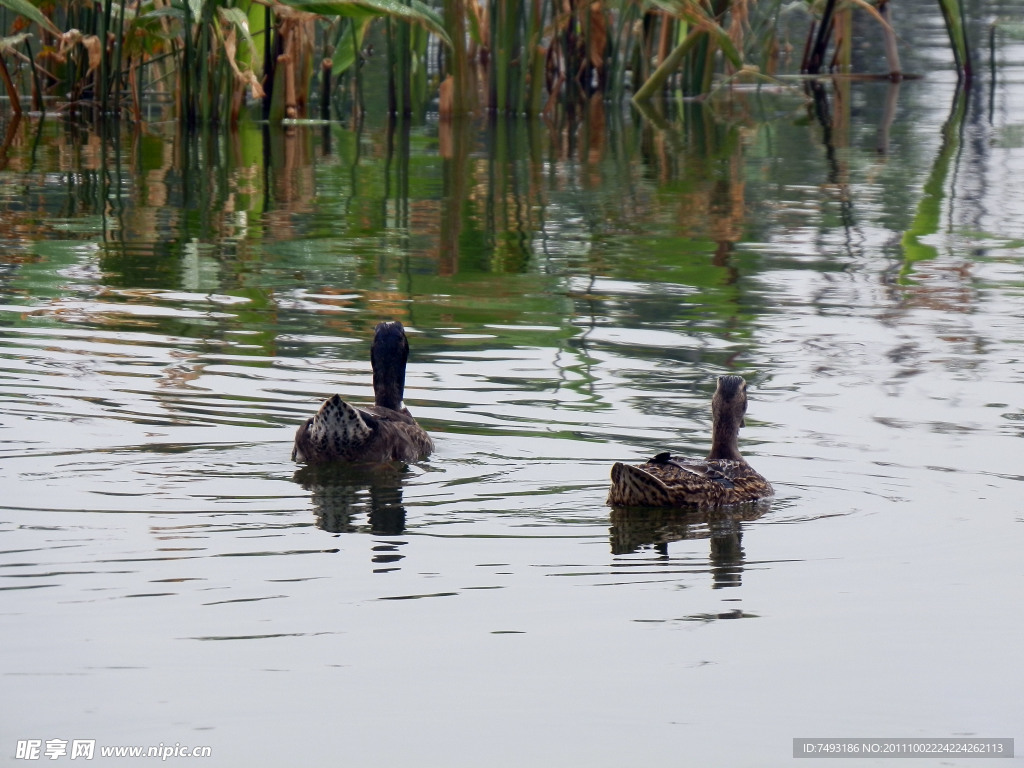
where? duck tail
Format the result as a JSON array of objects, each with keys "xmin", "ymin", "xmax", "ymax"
[
  {"xmin": 292, "ymin": 395, "xmax": 374, "ymax": 463},
  {"xmin": 607, "ymin": 462, "xmax": 674, "ymax": 507},
  {"xmin": 312, "ymin": 394, "xmax": 372, "ymax": 444}
]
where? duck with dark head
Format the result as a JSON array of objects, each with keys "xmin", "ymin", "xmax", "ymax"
[
  {"xmin": 292, "ymin": 321, "xmax": 434, "ymax": 465},
  {"xmin": 607, "ymin": 375, "xmax": 772, "ymax": 508}
]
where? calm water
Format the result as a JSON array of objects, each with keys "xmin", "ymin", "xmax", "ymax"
[{"xmin": 3, "ymin": 24, "xmax": 1024, "ymax": 768}]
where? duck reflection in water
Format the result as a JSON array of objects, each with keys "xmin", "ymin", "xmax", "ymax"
[
  {"xmin": 609, "ymin": 501, "xmax": 770, "ymax": 589},
  {"xmin": 294, "ymin": 462, "xmax": 409, "ymax": 537}
]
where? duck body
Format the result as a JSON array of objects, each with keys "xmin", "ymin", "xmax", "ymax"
[
  {"xmin": 291, "ymin": 395, "xmax": 433, "ymax": 464},
  {"xmin": 292, "ymin": 321, "xmax": 434, "ymax": 465},
  {"xmin": 608, "ymin": 452, "xmax": 772, "ymax": 507},
  {"xmin": 607, "ymin": 375, "xmax": 773, "ymax": 508}
]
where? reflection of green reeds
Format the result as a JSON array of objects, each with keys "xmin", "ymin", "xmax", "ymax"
[{"xmin": 900, "ymin": 83, "xmax": 967, "ymax": 279}]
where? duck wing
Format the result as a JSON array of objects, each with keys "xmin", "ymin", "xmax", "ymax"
[
  {"xmin": 645, "ymin": 453, "xmax": 733, "ymax": 486},
  {"xmin": 359, "ymin": 405, "xmax": 435, "ymax": 463}
]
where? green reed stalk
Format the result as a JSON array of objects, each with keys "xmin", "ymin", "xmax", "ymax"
[
  {"xmin": 582, "ymin": 0, "xmax": 596, "ymax": 95},
  {"xmin": 386, "ymin": 18, "xmax": 396, "ymax": 113},
  {"xmin": 23, "ymin": 37, "xmax": 42, "ymax": 112},
  {"xmin": 487, "ymin": 0, "xmax": 498, "ymax": 109},
  {"xmin": 350, "ymin": 20, "xmax": 363, "ymax": 118},
  {"xmin": 217, "ymin": 49, "xmax": 229, "ymax": 125},
  {"xmin": 413, "ymin": 24, "xmax": 429, "ymax": 116},
  {"xmin": 113, "ymin": 0, "xmax": 125, "ymax": 114},
  {"xmin": 99, "ymin": 0, "xmax": 111, "ymax": 111},
  {"xmin": 490, "ymin": 0, "xmax": 520, "ymax": 111},
  {"xmin": 509, "ymin": 0, "xmax": 520, "ymax": 112},
  {"xmin": 937, "ymin": 0, "xmax": 971, "ymax": 79},
  {"xmin": 697, "ymin": 34, "xmax": 715, "ymax": 94},
  {"xmin": 608, "ymin": 1, "xmax": 634, "ymax": 105},
  {"xmin": 321, "ymin": 59, "xmax": 332, "ymax": 121},
  {"xmin": 680, "ymin": 15, "xmax": 714, "ymax": 96},
  {"xmin": 523, "ymin": 0, "xmax": 545, "ymax": 114},
  {"xmin": 78, "ymin": 1, "xmax": 92, "ymax": 101},
  {"xmin": 262, "ymin": 5, "xmax": 272, "ymax": 118},
  {"xmin": 0, "ymin": 53, "xmax": 21, "ymax": 116},
  {"xmin": 182, "ymin": 1, "xmax": 194, "ymax": 124},
  {"xmin": 196, "ymin": 21, "xmax": 206, "ymax": 122},
  {"xmin": 503, "ymin": 0, "xmax": 517, "ymax": 112},
  {"xmin": 804, "ymin": 0, "xmax": 836, "ymax": 73},
  {"xmin": 632, "ymin": 26, "xmax": 701, "ymax": 102},
  {"xmin": 399, "ymin": 5, "xmax": 412, "ymax": 115},
  {"xmin": 388, "ymin": 25, "xmax": 396, "ymax": 116},
  {"xmin": 513, "ymin": 0, "xmax": 526, "ymax": 113},
  {"xmin": 198, "ymin": 19, "xmax": 212, "ymax": 122},
  {"xmin": 443, "ymin": 0, "xmax": 468, "ymax": 114},
  {"xmin": 835, "ymin": 6, "xmax": 851, "ymax": 72}
]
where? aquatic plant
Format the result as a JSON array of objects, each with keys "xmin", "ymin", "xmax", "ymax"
[{"xmin": 0, "ymin": 0, "xmax": 981, "ymax": 122}]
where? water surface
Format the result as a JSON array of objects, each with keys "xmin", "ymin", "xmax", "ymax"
[{"xmin": 2, "ymin": 27, "xmax": 1024, "ymax": 767}]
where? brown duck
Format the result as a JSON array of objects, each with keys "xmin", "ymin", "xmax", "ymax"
[
  {"xmin": 292, "ymin": 321, "xmax": 434, "ymax": 465},
  {"xmin": 607, "ymin": 375, "xmax": 773, "ymax": 508}
]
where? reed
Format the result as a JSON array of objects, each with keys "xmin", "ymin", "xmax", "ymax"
[{"xmin": 0, "ymin": 0, "xmax": 980, "ymax": 122}]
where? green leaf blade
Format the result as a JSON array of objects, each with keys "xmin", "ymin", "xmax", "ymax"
[{"xmin": 0, "ymin": 0, "xmax": 60, "ymax": 35}]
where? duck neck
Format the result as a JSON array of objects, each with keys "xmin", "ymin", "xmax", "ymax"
[
  {"xmin": 370, "ymin": 323, "xmax": 410, "ymax": 411},
  {"xmin": 373, "ymin": 365, "xmax": 405, "ymax": 411},
  {"xmin": 371, "ymin": 341, "xmax": 407, "ymax": 410},
  {"xmin": 707, "ymin": 416, "xmax": 743, "ymax": 461}
]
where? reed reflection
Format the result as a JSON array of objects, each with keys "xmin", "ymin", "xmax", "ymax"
[{"xmin": 609, "ymin": 501, "xmax": 769, "ymax": 588}]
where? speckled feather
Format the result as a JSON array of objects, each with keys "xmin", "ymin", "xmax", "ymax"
[
  {"xmin": 608, "ymin": 453, "xmax": 772, "ymax": 507},
  {"xmin": 291, "ymin": 396, "xmax": 433, "ymax": 464}
]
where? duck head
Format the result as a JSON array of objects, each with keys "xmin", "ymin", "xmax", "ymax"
[
  {"xmin": 708, "ymin": 375, "xmax": 748, "ymax": 461},
  {"xmin": 371, "ymin": 321, "xmax": 410, "ymax": 411}
]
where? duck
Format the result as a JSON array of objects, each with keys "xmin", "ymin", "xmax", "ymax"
[
  {"xmin": 292, "ymin": 321, "xmax": 434, "ymax": 465},
  {"xmin": 607, "ymin": 375, "xmax": 773, "ymax": 508}
]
